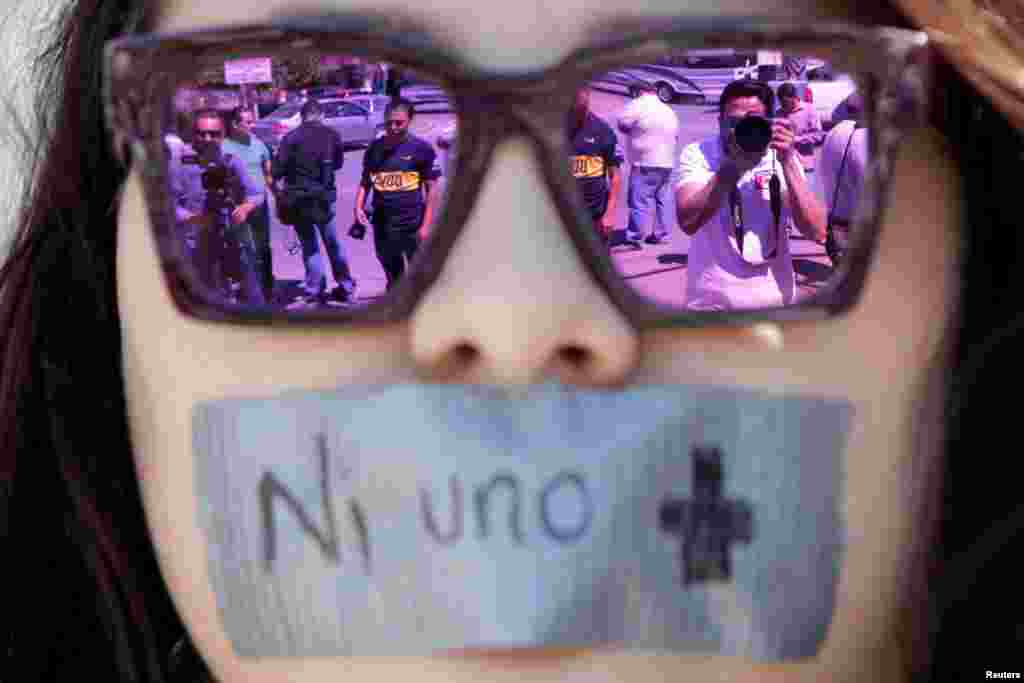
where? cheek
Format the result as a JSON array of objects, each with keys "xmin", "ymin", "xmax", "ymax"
[
  {"xmin": 115, "ymin": 170, "xmax": 422, "ymax": 670},
  {"xmin": 636, "ymin": 125, "xmax": 960, "ymax": 674}
]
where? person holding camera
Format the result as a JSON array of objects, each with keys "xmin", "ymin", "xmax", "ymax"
[
  {"xmin": 272, "ymin": 99, "xmax": 357, "ymax": 306},
  {"xmin": 675, "ymin": 80, "xmax": 827, "ymax": 310},
  {"xmin": 169, "ymin": 108, "xmax": 266, "ymax": 305}
]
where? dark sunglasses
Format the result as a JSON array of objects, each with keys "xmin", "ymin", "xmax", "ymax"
[{"xmin": 104, "ymin": 13, "xmax": 931, "ymax": 326}]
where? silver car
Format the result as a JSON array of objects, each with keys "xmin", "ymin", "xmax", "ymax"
[
  {"xmin": 251, "ymin": 98, "xmax": 382, "ymax": 151},
  {"xmin": 590, "ymin": 67, "xmax": 705, "ymax": 104},
  {"xmin": 343, "ymin": 94, "xmax": 392, "ymax": 129}
]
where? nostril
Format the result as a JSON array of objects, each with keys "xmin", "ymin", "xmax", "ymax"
[
  {"xmin": 453, "ymin": 342, "xmax": 479, "ymax": 365},
  {"xmin": 558, "ymin": 344, "xmax": 592, "ymax": 371}
]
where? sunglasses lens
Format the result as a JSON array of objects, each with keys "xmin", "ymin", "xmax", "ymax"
[
  {"xmin": 161, "ymin": 54, "xmax": 458, "ymax": 313},
  {"xmin": 576, "ymin": 49, "xmax": 870, "ymax": 313}
]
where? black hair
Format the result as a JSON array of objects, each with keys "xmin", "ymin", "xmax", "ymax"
[
  {"xmin": 0, "ymin": 1, "xmax": 190, "ymax": 681},
  {"xmin": 385, "ymin": 96, "xmax": 415, "ymax": 120},
  {"xmin": 776, "ymin": 81, "xmax": 799, "ymax": 101},
  {"xmin": 300, "ymin": 98, "xmax": 322, "ymax": 120},
  {"xmin": 1, "ymin": 3, "xmax": 1023, "ymax": 681},
  {"xmin": 226, "ymin": 105, "xmax": 252, "ymax": 126},
  {"xmin": 718, "ymin": 78, "xmax": 775, "ymax": 118}
]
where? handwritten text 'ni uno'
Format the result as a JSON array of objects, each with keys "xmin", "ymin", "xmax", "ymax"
[{"xmin": 258, "ymin": 433, "xmax": 594, "ymax": 573}]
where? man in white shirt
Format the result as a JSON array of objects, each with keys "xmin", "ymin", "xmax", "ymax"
[
  {"xmin": 675, "ymin": 80, "xmax": 827, "ymax": 311},
  {"xmin": 615, "ymin": 81, "xmax": 680, "ymax": 247},
  {"xmin": 815, "ymin": 118, "xmax": 868, "ymax": 266}
]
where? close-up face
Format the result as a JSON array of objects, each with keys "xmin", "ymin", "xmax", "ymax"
[
  {"xmin": 193, "ymin": 114, "xmax": 226, "ymax": 154},
  {"xmin": 723, "ymin": 95, "xmax": 768, "ymax": 121},
  {"xmin": 234, "ymin": 110, "xmax": 255, "ymax": 131},
  {"xmin": 384, "ymin": 107, "xmax": 412, "ymax": 137},
  {"xmin": 117, "ymin": 1, "xmax": 960, "ymax": 682}
]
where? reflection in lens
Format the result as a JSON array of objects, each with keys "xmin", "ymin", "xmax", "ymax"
[
  {"xmin": 579, "ymin": 50, "xmax": 870, "ymax": 313},
  {"xmin": 162, "ymin": 54, "xmax": 455, "ymax": 311}
]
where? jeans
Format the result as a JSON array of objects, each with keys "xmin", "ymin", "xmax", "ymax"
[
  {"xmin": 247, "ymin": 199, "xmax": 274, "ymax": 301},
  {"xmin": 194, "ymin": 210, "xmax": 266, "ymax": 306},
  {"xmin": 373, "ymin": 226, "xmax": 420, "ymax": 290},
  {"xmin": 625, "ymin": 165, "xmax": 673, "ymax": 240},
  {"xmin": 293, "ymin": 205, "xmax": 356, "ymax": 296}
]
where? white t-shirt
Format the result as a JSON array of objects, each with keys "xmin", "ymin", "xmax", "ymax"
[
  {"xmin": 677, "ymin": 137, "xmax": 802, "ymax": 310},
  {"xmin": 814, "ymin": 120, "xmax": 867, "ymax": 248},
  {"xmin": 616, "ymin": 93, "xmax": 679, "ymax": 169}
]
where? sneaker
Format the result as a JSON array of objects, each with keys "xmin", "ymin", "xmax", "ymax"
[
  {"xmin": 644, "ymin": 234, "xmax": 667, "ymax": 245},
  {"xmin": 608, "ymin": 230, "xmax": 642, "ymax": 250},
  {"xmin": 286, "ymin": 292, "xmax": 320, "ymax": 309},
  {"xmin": 325, "ymin": 284, "xmax": 355, "ymax": 305}
]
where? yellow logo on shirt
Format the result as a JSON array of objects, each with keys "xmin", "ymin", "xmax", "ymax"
[
  {"xmin": 570, "ymin": 155, "xmax": 605, "ymax": 179},
  {"xmin": 372, "ymin": 171, "xmax": 421, "ymax": 192}
]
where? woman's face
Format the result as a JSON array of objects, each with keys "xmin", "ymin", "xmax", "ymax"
[{"xmin": 117, "ymin": 0, "xmax": 959, "ymax": 681}]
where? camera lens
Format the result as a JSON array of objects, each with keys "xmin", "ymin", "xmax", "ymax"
[{"xmin": 734, "ymin": 115, "xmax": 773, "ymax": 155}]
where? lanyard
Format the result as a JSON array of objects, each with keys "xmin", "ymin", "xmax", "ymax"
[
  {"xmin": 729, "ymin": 187, "xmax": 746, "ymax": 252},
  {"xmin": 728, "ymin": 163, "xmax": 781, "ymax": 264}
]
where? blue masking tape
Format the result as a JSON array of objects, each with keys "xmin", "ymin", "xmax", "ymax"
[{"xmin": 192, "ymin": 382, "xmax": 850, "ymax": 659}]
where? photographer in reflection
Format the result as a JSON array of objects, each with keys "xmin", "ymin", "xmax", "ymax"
[
  {"xmin": 676, "ymin": 80, "xmax": 826, "ymax": 310},
  {"xmin": 170, "ymin": 109, "xmax": 266, "ymax": 304}
]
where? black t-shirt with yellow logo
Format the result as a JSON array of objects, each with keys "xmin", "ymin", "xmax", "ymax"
[
  {"xmin": 568, "ymin": 112, "xmax": 623, "ymax": 219},
  {"xmin": 360, "ymin": 134, "xmax": 440, "ymax": 231}
]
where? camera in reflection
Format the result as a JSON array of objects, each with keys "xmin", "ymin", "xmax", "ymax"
[{"xmin": 730, "ymin": 115, "xmax": 774, "ymax": 156}]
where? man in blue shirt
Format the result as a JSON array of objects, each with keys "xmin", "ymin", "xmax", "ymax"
[
  {"xmin": 354, "ymin": 99, "xmax": 440, "ymax": 291},
  {"xmin": 223, "ymin": 107, "xmax": 275, "ymax": 302},
  {"xmin": 168, "ymin": 109, "xmax": 266, "ymax": 305},
  {"xmin": 567, "ymin": 85, "xmax": 623, "ymax": 248}
]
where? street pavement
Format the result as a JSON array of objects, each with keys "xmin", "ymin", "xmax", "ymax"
[{"xmin": 262, "ymin": 89, "xmax": 836, "ymax": 308}]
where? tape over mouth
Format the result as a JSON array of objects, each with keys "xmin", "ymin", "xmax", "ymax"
[{"xmin": 192, "ymin": 382, "xmax": 851, "ymax": 660}]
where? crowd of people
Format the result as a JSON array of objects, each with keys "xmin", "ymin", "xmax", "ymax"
[
  {"xmin": 574, "ymin": 77, "xmax": 867, "ymax": 311},
  {"xmin": 167, "ymin": 75, "xmax": 866, "ymax": 312},
  {"xmin": 167, "ymin": 96, "xmax": 438, "ymax": 308}
]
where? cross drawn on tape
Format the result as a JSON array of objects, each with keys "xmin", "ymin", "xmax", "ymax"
[{"xmin": 658, "ymin": 445, "xmax": 755, "ymax": 586}]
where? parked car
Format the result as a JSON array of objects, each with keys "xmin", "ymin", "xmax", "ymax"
[
  {"xmin": 251, "ymin": 98, "xmax": 382, "ymax": 152},
  {"xmin": 306, "ymin": 85, "xmax": 349, "ymax": 99},
  {"xmin": 657, "ymin": 49, "xmax": 758, "ymax": 69},
  {"xmin": 397, "ymin": 76, "xmax": 453, "ymax": 113},
  {"xmin": 591, "ymin": 67, "xmax": 705, "ymax": 104},
  {"xmin": 343, "ymin": 93, "xmax": 392, "ymax": 128}
]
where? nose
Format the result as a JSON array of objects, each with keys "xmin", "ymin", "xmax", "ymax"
[{"xmin": 409, "ymin": 138, "xmax": 640, "ymax": 387}]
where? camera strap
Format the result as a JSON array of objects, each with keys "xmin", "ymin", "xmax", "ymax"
[
  {"xmin": 728, "ymin": 163, "xmax": 781, "ymax": 264},
  {"xmin": 825, "ymin": 123, "xmax": 860, "ymax": 265},
  {"xmin": 828, "ymin": 125, "xmax": 858, "ymax": 231},
  {"xmin": 729, "ymin": 187, "xmax": 745, "ymax": 252}
]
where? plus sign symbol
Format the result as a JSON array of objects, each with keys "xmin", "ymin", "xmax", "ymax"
[{"xmin": 658, "ymin": 445, "xmax": 755, "ymax": 586}]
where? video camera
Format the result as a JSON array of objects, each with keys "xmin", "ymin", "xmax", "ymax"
[{"xmin": 182, "ymin": 152, "xmax": 238, "ymax": 214}]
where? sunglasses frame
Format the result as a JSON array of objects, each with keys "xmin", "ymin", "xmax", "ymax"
[{"xmin": 104, "ymin": 13, "xmax": 932, "ymax": 327}]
